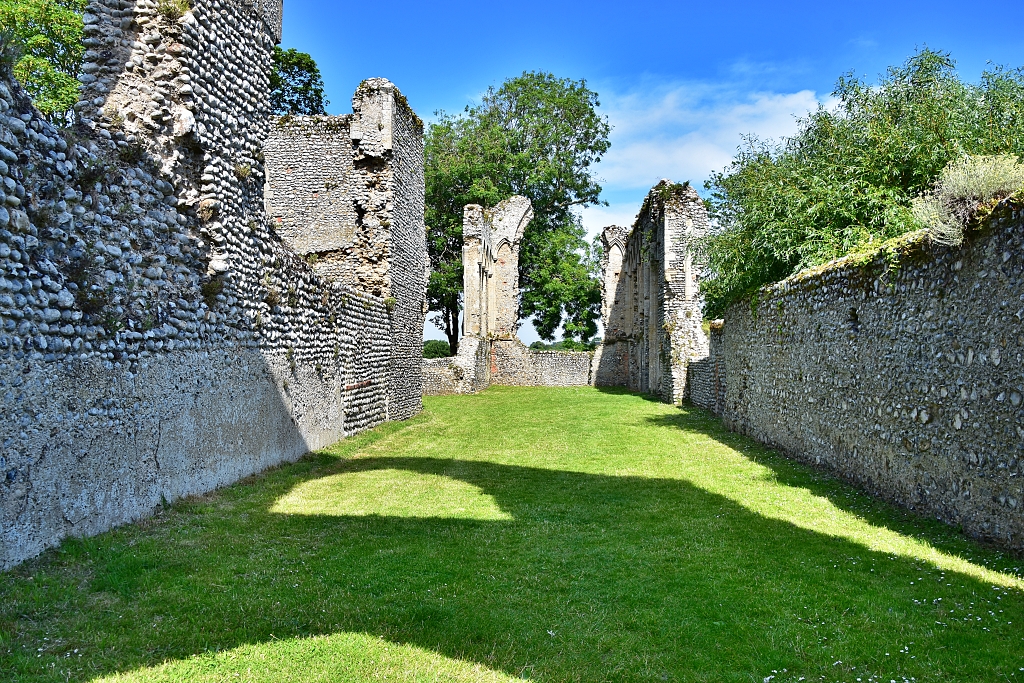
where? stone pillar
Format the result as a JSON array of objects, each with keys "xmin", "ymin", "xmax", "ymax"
[
  {"xmin": 488, "ymin": 196, "xmax": 532, "ymax": 338},
  {"xmin": 459, "ymin": 196, "xmax": 532, "ymax": 340},
  {"xmin": 462, "ymin": 204, "xmax": 485, "ymax": 337}
]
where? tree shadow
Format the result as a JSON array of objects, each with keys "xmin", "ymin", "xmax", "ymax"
[{"xmin": 4, "ymin": 442, "xmax": 1023, "ymax": 681}]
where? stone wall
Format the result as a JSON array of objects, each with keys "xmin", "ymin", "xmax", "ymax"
[
  {"xmin": 489, "ymin": 339, "xmax": 591, "ymax": 387},
  {"xmin": 264, "ymin": 81, "xmax": 427, "ymax": 420},
  {"xmin": 423, "ymin": 339, "xmax": 592, "ymax": 395},
  {"xmin": 423, "ymin": 195, "xmax": 591, "ymax": 395},
  {"xmin": 422, "ymin": 336, "xmax": 490, "ymax": 395},
  {"xmin": 689, "ymin": 204, "xmax": 1024, "ymax": 549},
  {"xmin": 592, "ymin": 181, "xmax": 708, "ymax": 403},
  {"xmin": 687, "ymin": 320, "xmax": 725, "ymax": 415},
  {"xmin": 462, "ymin": 196, "xmax": 531, "ymax": 339},
  {"xmin": 0, "ymin": 0, "xmax": 425, "ymax": 568},
  {"xmin": 263, "ymin": 116, "xmax": 360, "ymax": 274}
]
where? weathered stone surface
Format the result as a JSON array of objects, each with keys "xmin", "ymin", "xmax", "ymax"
[
  {"xmin": 264, "ymin": 81, "xmax": 427, "ymax": 421},
  {"xmin": 687, "ymin": 320, "xmax": 725, "ymax": 415},
  {"xmin": 423, "ymin": 196, "xmax": 591, "ymax": 394},
  {"xmin": 592, "ymin": 181, "xmax": 708, "ymax": 403},
  {"xmin": 489, "ymin": 339, "xmax": 591, "ymax": 387},
  {"xmin": 687, "ymin": 206, "xmax": 1024, "ymax": 550},
  {"xmin": 0, "ymin": 0, "xmax": 425, "ymax": 568},
  {"xmin": 462, "ymin": 196, "xmax": 531, "ymax": 339}
]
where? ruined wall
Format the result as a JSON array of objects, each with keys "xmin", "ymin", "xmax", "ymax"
[
  {"xmin": 1, "ymin": 0, "xmax": 424, "ymax": 569},
  {"xmin": 462, "ymin": 196, "xmax": 531, "ymax": 339},
  {"xmin": 422, "ymin": 336, "xmax": 490, "ymax": 395},
  {"xmin": 263, "ymin": 116, "xmax": 359, "ymax": 273},
  {"xmin": 489, "ymin": 339, "xmax": 591, "ymax": 387},
  {"xmin": 592, "ymin": 181, "xmax": 708, "ymax": 403},
  {"xmin": 687, "ymin": 321, "xmax": 725, "ymax": 415},
  {"xmin": 383, "ymin": 82, "xmax": 428, "ymax": 419},
  {"xmin": 423, "ymin": 196, "xmax": 590, "ymax": 394},
  {"xmin": 697, "ymin": 204, "xmax": 1024, "ymax": 549},
  {"xmin": 264, "ymin": 81, "xmax": 427, "ymax": 420},
  {"xmin": 423, "ymin": 339, "xmax": 592, "ymax": 395}
]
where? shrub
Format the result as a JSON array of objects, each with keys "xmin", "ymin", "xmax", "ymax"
[
  {"xmin": 423, "ymin": 340, "xmax": 451, "ymax": 358},
  {"xmin": 912, "ymin": 155, "xmax": 1024, "ymax": 245},
  {"xmin": 528, "ymin": 339, "xmax": 596, "ymax": 352},
  {"xmin": 201, "ymin": 277, "xmax": 223, "ymax": 307},
  {"xmin": 700, "ymin": 49, "xmax": 1024, "ymax": 318},
  {"xmin": 156, "ymin": 0, "xmax": 190, "ymax": 21},
  {"xmin": 117, "ymin": 143, "xmax": 146, "ymax": 164}
]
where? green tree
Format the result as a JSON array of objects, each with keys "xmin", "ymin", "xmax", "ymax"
[
  {"xmin": 422, "ymin": 339, "xmax": 451, "ymax": 359},
  {"xmin": 0, "ymin": 0, "xmax": 86, "ymax": 124},
  {"xmin": 269, "ymin": 46, "xmax": 328, "ymax": 116},
  {"xmin": 701, "ymin": 49, "xmax": 1024, "ymax": 318},
  {"xmin": 425, "ymin": 71, "xmax": 609, "ymax": 351}
]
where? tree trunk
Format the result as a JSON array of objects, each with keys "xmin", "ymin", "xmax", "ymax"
[{"xmin": 445, "ymin": 306, "xmax": 459, "ymax": 356}]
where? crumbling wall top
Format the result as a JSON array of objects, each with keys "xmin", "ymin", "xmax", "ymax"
[
  {"xmin": 463, "ymin": 195, "xmax": 533, "ymax": 245},
  {"xmin": 351, "ymin": 78, "xmax": 423, "ymax": 159},
  {"xmin": 490, "ymin": 195, "xmax": 533, "ymax": 249},
  {"xmin": 601, "ymin": 225, "xmax": 630, "ymax": 253}
]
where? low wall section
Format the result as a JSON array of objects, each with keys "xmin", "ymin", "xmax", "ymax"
[
  {"xmin": 489, "ymin": 339, "xmax": 591, "ymax": 387},
  {"xmin": 688, "ymin": 203, "xmax": 1024, "ymax": 548},
  {"xmin": 422, "ymin": 337, "xmax": 490, "ymax": 395},
  {"xmin": 687, "ymin": 321, "xmax": 725, "ymax": 416},
  {"xmin": 422, "ymin": 337, "xmax": 591, "ymax": 394}
]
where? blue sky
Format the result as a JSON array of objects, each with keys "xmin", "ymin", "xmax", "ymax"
[{"xmin": 279, "ymin": 1, "xmax": 1022, "ymax": 342}]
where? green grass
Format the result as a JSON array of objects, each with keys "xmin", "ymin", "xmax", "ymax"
[{"xmin": 2, "ymin": 387, "xmax": 1023, "ymax": 682}]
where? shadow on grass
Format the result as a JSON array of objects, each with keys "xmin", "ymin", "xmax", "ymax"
[
  {"xmin": 643, "ymin": 404, "xmax": 1023, "ymax": 570},
  {"xmin": 3, "ymin": 416, "xmax": 1023, "ymax": 681},
  {"xmin": 593, "ymin": 385, "xmax": 666, "ymax": 404}
]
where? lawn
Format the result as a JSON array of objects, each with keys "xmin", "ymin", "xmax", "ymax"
[{"xmin": 2, "ymin": 386, "xmax": 1022, "ymax": 682}]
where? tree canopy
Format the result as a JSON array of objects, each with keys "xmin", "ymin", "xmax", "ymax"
[
  {"xmin": 701, "ymin": 49, "xmax": 1024, "ymax": 318},
  {"xmin": 270, "ymin": 46, "xmax": 328, "ymax": 116},
  {"xmin": 0, "ymin": 0, "xmax": 85, "ymax": 125},
  {"xmin": 425, "ymin": 71, "xmax": 610, "ymax": 352}
]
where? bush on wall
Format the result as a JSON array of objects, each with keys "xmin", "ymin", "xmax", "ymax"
[{"xmin": 700, "ymin": 49, "xmax": 1024, "ymax": 318}]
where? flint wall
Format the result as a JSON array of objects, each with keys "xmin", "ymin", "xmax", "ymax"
[
  {"xmin": 489, "ymin": 339, "xmax": 591, "ymax": 387},
  {"xmin": 0, "ymin": 0, "xmax": 424, "ymax": 568},
  {"xmin": 688, "ymin": 205, "xmax": 1024, "ymax": 548},
  {"xmin": 264, "ymin": 83, "xmax": 426, "ymax": 421}
]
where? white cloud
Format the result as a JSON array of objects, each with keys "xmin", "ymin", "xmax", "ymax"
[
  {"xmin": 578, "ymin": 204, "xmax": 641, "ymax": 234},
  {"xmin": 577, "ymin": 81, "xmax": 827, "ymax": 239},
  {"xmin": 596, "ymin": 84, "xmax": 822, "ymax": 190}
]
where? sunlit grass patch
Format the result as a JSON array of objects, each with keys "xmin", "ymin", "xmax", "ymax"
[
  {"xmin": 94, "ymin": 632, "xmax": 518, "ymax": 682},
  {"xmin": 271, "ymin": 469, "xmax": 512, "ymax": 521},
  {"xmin": 655, "ymin": 412, "xmax": 1024, "ymax": 590}
]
